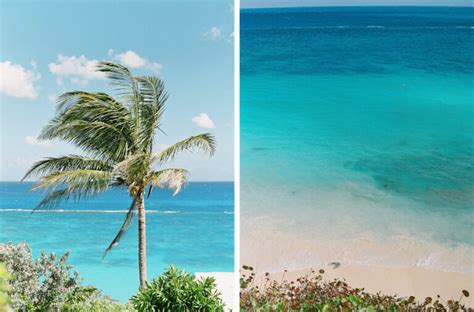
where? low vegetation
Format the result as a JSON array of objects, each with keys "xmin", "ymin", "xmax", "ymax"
[
  {"xmin": 0, "ymin": 263, "xmax": 11, "ymax": 311},
  {"xmin": 240, "ymin": 265, "xmax": 472, "ymax": 312},
  {"xmin": 0, "ymin": 242, "xmax": 131, "ymax": 311},
  {"xmin": 0, "ymin": 242, "xmax": 225, "ymax": 312},
  {"xmin": 131, "ymin": 265, "xmax": 225, "ymax": 311}
]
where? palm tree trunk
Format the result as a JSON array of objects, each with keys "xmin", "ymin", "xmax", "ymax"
[{"xmin": 137, "ymin": 191, "xmax": 147, "ymax": 287}]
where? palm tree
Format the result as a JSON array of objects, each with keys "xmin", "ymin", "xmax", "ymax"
[{"xmin": 22, "ymin": 62, "xmax": 216, "ymax": 287}]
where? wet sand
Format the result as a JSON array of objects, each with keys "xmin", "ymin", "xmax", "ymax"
[{"xmin": 242, "ymin": 218, "xmax": 473, "ymax": 307}]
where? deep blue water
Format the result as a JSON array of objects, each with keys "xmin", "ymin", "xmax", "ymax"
[
  {"xmin": 241, "ymin": 7, "xmax": 474, "ymax": 272},
  {"xmin": 0, "ymin": 182, "xmax": 234, "ymax": 301},
  {"xmin": 242, "ymin": 7, "xmax": 473, "ymax": 75}
]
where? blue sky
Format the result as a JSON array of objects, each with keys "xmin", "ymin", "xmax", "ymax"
[
  {"xmin": 241, "ymin": 0, "xmax": 473, "ymax": 8},
  {"xmin": 0, "ymin": 0, "xmax": 234, "ymax": 181}
]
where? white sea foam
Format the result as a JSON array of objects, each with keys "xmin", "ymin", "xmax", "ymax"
[
  {"xmin": 0, "ymin": 208, "xmax": 180, "ymax": 214},
  {"xmin": 243, "ymin": 219, "xmax": 474, "ymax": 274},
  {"xmin": 242, "ymin": 180, "xmax": 474, "ymax": 274}
]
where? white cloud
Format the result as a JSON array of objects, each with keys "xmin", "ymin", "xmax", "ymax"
[
  {"xmin": 49, "ymin": 50, "xmax": 162, "ymax": 86},
  {"xmin": 203, "ymin": 27, "xmax": 223, "ymax": 40},
  {"xmin": 110, "ymin": 50, "xmax": 162, "ymax": 73},
  {"xmin": 192, "ymin": 113, "xmax": 215, "ymax": 129},
  {"xmin": 0, "ymin": 61, "xmax": 41, "ymax": 99},
  {"xmin": 114, "ymin": 50, "xmax": 146, "ymax": 68},
  {"xmin": 25, "ymin": 136, "xmax": 52, "ymax": 148},
  {"xmin": 49, "ymin": 54, "xmax": 106, "ymax": 85},
  {"xmin": 47, "ymin": 94, "xmax": 57, "ymax": 103},
  {"xmin": 147, "ymin": 62, "xmax": 163, "ymax": 73}
]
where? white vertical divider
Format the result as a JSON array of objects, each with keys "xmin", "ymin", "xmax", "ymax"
[{"xmin": 233, "ymin": 0, "xmax": 241, "ymax": 310}]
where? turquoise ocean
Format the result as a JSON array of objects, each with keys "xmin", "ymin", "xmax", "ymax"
[
  {"xmin": 0, "ymin": 182, "xmax": 234, "ymax": 301},
  {"xmin": 241, "ymin": 7, "xmax": 473, "ymax": 273}
]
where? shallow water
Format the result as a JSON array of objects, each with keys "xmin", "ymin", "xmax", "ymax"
[
  {"xmin": 241, "ymin": 7, "xmax": 474, "ymax": 273},
  {"xmin": 0, "ymin": 182, "xmax": 234, "ymax": 301}
]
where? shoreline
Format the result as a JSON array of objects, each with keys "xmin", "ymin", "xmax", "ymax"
[
  {"xmin": 251, "ymin": 265, "xmax": 474, "ymax": 307},
  {"xmin": 242, "ymin": 219, "xmax": 473, "ymax": 274},
  {"xmin": 242, "ymin": 215, "xmax": 473, "ymax": 307}
]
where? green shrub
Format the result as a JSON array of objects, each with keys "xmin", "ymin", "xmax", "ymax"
[
  {"xmin": 63, "ymin": 300, "xmax": 133, "ymax": 312},
  {"xmin": 62, "ymin": 285, "xmax": 134, "ymax": 312},
  {"xmin": 0, "ymin": 263, "xmax": 12, "ymax": 311},
  {"xmin": 240, "ymin": 265, "xmax": 472, "ymax": 311},
  {"xmin": 0, "ymin": 242, "xmax": 131, "ymax": 312},
  {"xmin": 131, "ymin": 265, "xmax": 225, "ymax": 311},
  {"xmin": 0, "ymin": 242, "xmax": 81, "ymax": 311}
]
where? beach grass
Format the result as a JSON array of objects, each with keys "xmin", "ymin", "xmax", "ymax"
[{"xmin": 240, "ymin": 265, "xmax": 472, "ymax": 311}]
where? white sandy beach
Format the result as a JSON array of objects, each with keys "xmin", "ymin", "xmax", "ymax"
[{"xmin": 242, "ymin": 216, "xmax": 474, "ymax": 307}]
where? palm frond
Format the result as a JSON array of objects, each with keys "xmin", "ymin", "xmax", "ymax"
[
  {"xmin": 147, "ymin": 168, "xmax": 188, "ymax": 196},
  {"xmin": 40, "ymin": 120, "xmax": 131, "ymax": 161},
  {"xmin": 96, "ymin": 61, "xmax": 135, "ymax": 93},
  {"xmin": 33, "ymin": 169, "xmax": 111, "ymax": 193},
  {"xmin": 152, "ymin": 134, "xmax": 216, "ymax": 164},
  {"xmin": 147, "ymin": 184, "xmax": 153, "ymax": 198},
  {"xmin": 40, "ymin": 89, "xmax": 134, "ymax": 161},
  {"xmin": 111, "ymin": 152, "xmax": 150, "ymax": 183},
  {"xmin": 22, "ymin": 155, "xmax": 112, "ymax": 181},
  {"xmin": 32, "ymin": 170, "xmax": 112, "ymax": 210},
  {"xmin": 96, "ymin": 61, "xmax": 144, "ymax": 150},
  {"xmin": 56, "ymin": 91, "xmax": 124, "ymax": 113},
  {"xmin": 34, "ymin": 188, "xmax": 72, "ymax": 211},
  {"xmin": 135, "ymin": 76, "xmax": 168, "ymax": 152},
  {"xmin": 55, "ymin": 92, "xmax": 131, "ymax": 129},
  {"xmin": 57, "ymin": 93, "xmax": 132, "ymax": 134},
  {"xmin": 103, "ymin": 197, "xmax": 138, "ymax": 258}
]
